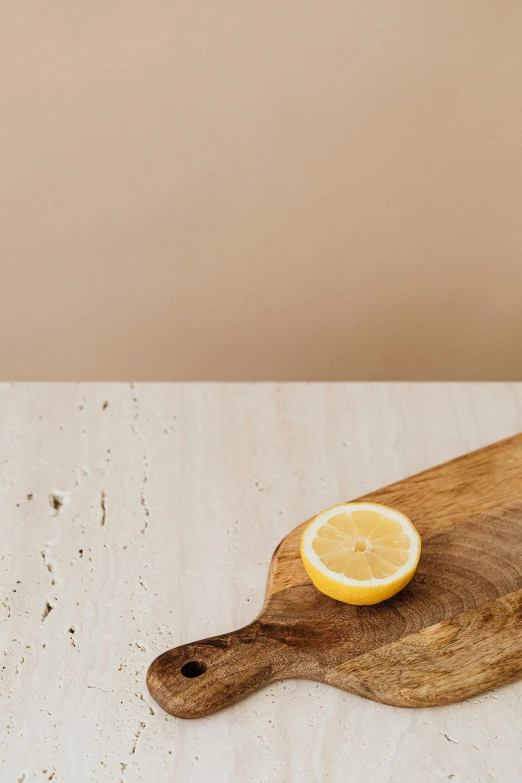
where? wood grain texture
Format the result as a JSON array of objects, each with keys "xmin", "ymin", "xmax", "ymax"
[
  {"xmin": 327, "ymin": 588, "xmax": 522, "ymax": 707},
  {"xmin": 3, "ymin": 383, "xmax": 522, "ymax": 783},
  {"xmin": 268, "ymin": 434, "xmax": 522, "ymax": 596},
  {"xmin": 148, "ymin": 434, "xmax": 522, "ymax": 719}
]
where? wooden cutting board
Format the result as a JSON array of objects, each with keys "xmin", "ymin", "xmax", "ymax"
[{"xmin": 147, "ymin": 434, "xmax": 522, "ymax": 719}]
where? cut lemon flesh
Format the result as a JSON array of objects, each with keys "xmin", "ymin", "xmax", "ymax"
[{"xmin": 300, "ymin": 502, "xmax": 421, "ymax": 605}]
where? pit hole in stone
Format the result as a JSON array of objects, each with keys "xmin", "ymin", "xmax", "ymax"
[{"xmin": 181, "ymin": 660, "xmax": 207, "ymax": 678}]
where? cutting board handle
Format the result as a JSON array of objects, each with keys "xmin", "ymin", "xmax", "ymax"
[{"xmin": 146, "ymin": 620, "xmax": 288, "ymax": 719}]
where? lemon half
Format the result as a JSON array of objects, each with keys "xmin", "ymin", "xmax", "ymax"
[{"xmin": 300, "ymin": 502, "xmax": 421, "ymax": 605}]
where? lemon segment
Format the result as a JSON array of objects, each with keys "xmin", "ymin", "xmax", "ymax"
[{"xmin": 300, "ymin": 502, "xmax": 421, "ymax": 605}]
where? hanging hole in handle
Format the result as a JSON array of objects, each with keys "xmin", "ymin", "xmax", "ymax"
[{"xmin": 181, "ymin": 660, "xmax": 207, "ymax": 678}]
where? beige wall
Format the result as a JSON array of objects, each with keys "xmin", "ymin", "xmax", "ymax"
[{"xmin": 1, "ymin": 2, "xmax": 521, "ymax": 380}]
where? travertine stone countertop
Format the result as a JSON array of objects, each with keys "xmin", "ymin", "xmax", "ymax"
[{"xmin": 1, "ymin": 383, "xmax": 521, "ymax": 782}]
